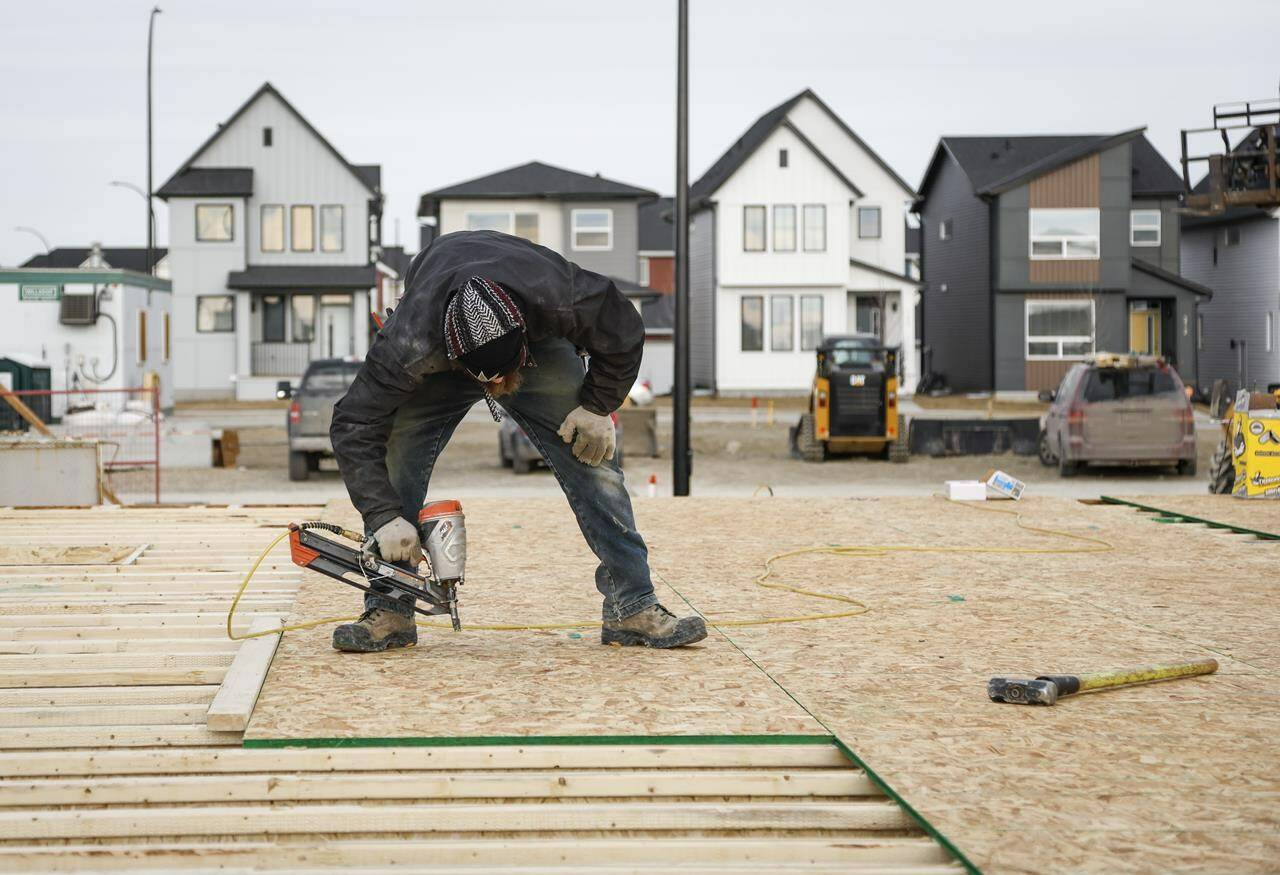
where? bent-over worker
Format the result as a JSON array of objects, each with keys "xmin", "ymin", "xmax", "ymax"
[{"xmin": 329, "ymin": 230, "xmax": 706, "ymax": 653}]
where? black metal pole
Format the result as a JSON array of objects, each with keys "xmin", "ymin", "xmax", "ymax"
[
  {"xmin": 146, "ymin": 7, "xmax": 161, "ymax": 275},
  {"xmin": 673, "ymin": 0, "xmax": 691, "ymax": 495}
]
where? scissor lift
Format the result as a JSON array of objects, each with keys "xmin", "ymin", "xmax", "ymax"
[{"xmin": 1181, "ymin": 90, "xmax": 1280, "ymax": 215}]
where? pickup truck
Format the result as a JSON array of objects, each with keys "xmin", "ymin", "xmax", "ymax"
[{"xmin": 277, "ymin": 358, "xmax": 361, "ymax": 481}]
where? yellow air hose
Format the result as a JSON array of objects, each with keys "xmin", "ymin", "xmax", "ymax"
[{"xmin": 225, "ymin": 497, "xmax": 1114, "ymax": 641}]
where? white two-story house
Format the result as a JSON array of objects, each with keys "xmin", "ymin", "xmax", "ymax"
[
  {"xmin": 688, "ymin": 89, "xmax": 920, "ymax": 394},
  {"xmin": 157, "ymin": 82, "xmax": 398, "ymax": 400}
]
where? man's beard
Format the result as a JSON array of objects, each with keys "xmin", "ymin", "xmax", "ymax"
[{"xmin": 485, "ymin": 369, "xmax": 524, "ymax": 397}]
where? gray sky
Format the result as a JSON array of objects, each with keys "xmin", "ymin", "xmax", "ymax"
[{"xmin": 2, "ymin": 0, "xmax": 1276, "ymax": 266}]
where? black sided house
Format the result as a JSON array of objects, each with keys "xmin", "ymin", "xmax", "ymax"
[{"xmin": 916, "ymin": 129, "xmax": 1212, "ymax": 395}]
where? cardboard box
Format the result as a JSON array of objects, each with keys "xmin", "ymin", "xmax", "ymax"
[
  {"xmin": 984, "ymin": 469, "xmax": 1026, "ymax": 500},
  {"xmin": 946, "ymin": 480, "xmax": 987, "ymax": 501}
]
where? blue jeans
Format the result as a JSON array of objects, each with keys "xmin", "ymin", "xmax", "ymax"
[{"xmin": 365, "ymin": 337, "xmax": 658, "ymax": 622}]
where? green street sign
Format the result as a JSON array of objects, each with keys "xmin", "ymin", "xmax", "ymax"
[{"xmin": 20, "ymin": 284, "xmax": 62, "ymax": 301}]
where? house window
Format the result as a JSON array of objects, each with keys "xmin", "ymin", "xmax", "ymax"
[
  {"xmin": 939, "ymin": 218, "xmax": 952, "ymax": 241},
  {"xmin": 291, "ymin": 205, "xmax": 315, "ymax": 252},
  {"xmin": 857, "ymin": 206, "xmax": 881, "ymax": 239},
  {"xmin": 800, "ymin": 295, "xmax": 824, "ymax": 350},
  {"xmin": 1268, "ymin": 313, "xmax": 1274, "ymax": 353},
  {"xmin": 1029, "ymin": 208, "xmax": 1100, "ymax": 259},
  {"xmin": 291, "ymin": 295, "xmax": 316, "ymax": 343},
  {"xmin": 320, "ymin": 205, "xmax": 344, "ymax": 252},
  {"xmin": 743, "ymin": 206, "xmax": 766, "ymax": 252},
  {"xmin": 638, "ymin": 256, "xmax": 650, "ymax": 287},
  {"xmin": 196, "ymin": 295, "xmax": 235, "ymax": 332},
  {"xmin": 1025, "ymin": 299, "xmax": 1095, "ymax": 359},
  {"xmin": 1197, "ymin": 313, "xmax": 1204, "ymax": 350},
  {"xmin": 779, "ymin": 149, "xmax": 788, "ymax": 168},
  {"xmin": 465, "ymin": 211, "xmax": 539, "ymax": 243},
  {"xmin": 195, "ymin": 204, "xmax": 233, "ymax": 242},
  {"xmin": 571, "ymin": 209, "xmax": 613, "ymax": 250},
  {"xmin": 261, "ymin": 295, "xmax": 286, "ymax": 343},
  {"xmin": 741, "ymin": 296, "xmax": 764, "ymax": 351},
  {"xmin": 770, "ymin": 295, "xmax": 794, "ymax": 352},
  {"xmin": 802, "ymin": 204, "xmax": 826, "ymax": 251},
  {"xmin": 1130, "ymin": 209, "xmax": 1161, "ymax": 246},
  {"xmin": 773, "ymin": 205, "xmax": 796, "ymax": 251},
  {"xmin": 263, "ymin": 126, "xmax": 273, "ymax": 147},
  {"xmin": 260, "ymin": 205, "xmax": 285, "ymax": 253},
  {"xmin": 136, "ymin": 310, "xmax": 147, "ymax": 364},
  {"xmin": 1224, "ymin": 226, "xmax": 1241, "ymax": 247},
  {"xmin": 162, "ymin": 312, "xmax": 171, "ymax": 361}
]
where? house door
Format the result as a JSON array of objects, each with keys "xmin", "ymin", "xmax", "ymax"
[
  {"xmin": 847, "ymin": 293, "xmax": 882, "ymax": 339},
  {"xmin": 1129, "ymin": 301, "xmax": 1161, "ymax": 356},
  {"xmin": 320, "ymin": 297, "xmax": 353, "ymax": 359}
]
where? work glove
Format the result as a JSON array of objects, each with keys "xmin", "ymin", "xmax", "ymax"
[
  {"xmin": 557, "ymin": 405, "xmax": 616, "ymax": 467},
  {"xmin": 370, "ymin": 517, "xmax": 423, "ymax": 565}
]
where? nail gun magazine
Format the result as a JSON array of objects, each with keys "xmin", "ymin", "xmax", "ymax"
[{"xmin": 287, "ymin": 500, "xmax": 467, "ymax": 630}]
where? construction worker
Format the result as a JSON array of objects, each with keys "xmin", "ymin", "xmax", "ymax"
[{"xmin": 328, "ymin": 230, "xmax": 707, "ymax": 653}]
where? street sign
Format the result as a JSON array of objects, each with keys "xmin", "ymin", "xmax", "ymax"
[{"xmin": 19, "ymin": 284, "xmax": 62, "ymax": 301}]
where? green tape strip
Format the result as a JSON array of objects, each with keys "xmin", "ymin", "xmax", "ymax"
[
  {"xmin": 243, "ymin": 733, "xmax": 832, "ymax": 749},
  {"xmin": 1099, "ymin": 496, "xmax": 1280, "ymax": 540}
]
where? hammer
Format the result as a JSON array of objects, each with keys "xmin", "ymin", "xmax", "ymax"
[{"xmin": 988, "ymin": 657, "xmax": 1218, "ymax": 706}]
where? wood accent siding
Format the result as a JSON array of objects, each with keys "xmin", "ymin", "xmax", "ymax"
[
  {"xmin": 1030, "ymin": 259, "xmax": 1100, "ymax": 283},
  {"xmin": 1024, "ymin": 291, "xmax": 1094, "ymax": 392},
  {"xmin": 1029, "ymin": 154, "xmax": 1099, "ymax": 208}
]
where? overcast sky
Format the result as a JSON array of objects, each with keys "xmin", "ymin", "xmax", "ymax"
[{"xmin": 1, "ymin": 0, "xmax": 1276, "ymax": 266}]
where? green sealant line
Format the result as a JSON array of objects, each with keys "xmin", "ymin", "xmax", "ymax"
[
  {"xmin": 1099, "ymin": 496, "xmax": 1280, "ymax": 540},
  {"xmin": 243, "ymin": 733, "xmax": 830, "ymax": 749}
]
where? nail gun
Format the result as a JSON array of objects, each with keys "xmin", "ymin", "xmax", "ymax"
[{"xmin": 287, "ymin": 500, "xmax": 467, "ymax": 631}]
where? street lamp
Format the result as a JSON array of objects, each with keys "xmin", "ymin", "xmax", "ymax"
[
  {"xmin": 673, "ymin": 0, "xmax": 691, "ymax": 495},
  {"xmin": 108, "ymin": 181, "xmax": 157, "ymax": 265},
  {"xmin": 146, "ymin": 6, "xmax": 162, "ymax": 277},
  {"xmin": 14, "ymin": 226, "xmax": 52, "ymax": 262}
]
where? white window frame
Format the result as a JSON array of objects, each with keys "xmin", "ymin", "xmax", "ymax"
[
  {"xmin": 857, "ymin": 206, "xmax": 881, "ymax": 239},
  {"xmin": 801, "ymin": 204, "xmax": 826, "ymax": 252},
  {"xmin": 1029, "ymin": 208, "xmax": 1100, "ymax": 260},
  {"xmin": 570, "ymin": 208, "xmax": 613, "ymax": 251},
  {"xmin": 1268, "ymin": 312, "xmax": 1274, "ymax": 353},
  {"xmin": 638, "ymin": 256, "xmax": 650, "ymax": 287},
  {"xmin": 1025, "ymin": 299, "xmax": 1095, "ymax": 361},
  {"xmin": 772, "ymin": 205, "xmax": 796, "ymax": 252},
  {"xmin": 770, "ymin": 295, "xmax": 795, "ymax": 352},
  {"xmin": 465, "ymin": 211, "xmax": 539, "ymax": 243},
  {"xmin": 1197, "ymin": 313, "xmax": 1204, "ymax": 351},
  {"xmin": 939, "ymin": 218, "xmax": 952, "ymax": 241},
  {"xmin": 1130, "ymin": 209, "xmax": 1161, "ymax": 247}
]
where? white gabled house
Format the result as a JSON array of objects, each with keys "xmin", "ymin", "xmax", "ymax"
[
  {"xmin": 157, "ymin": 83, "xmax": 400, "ymax": 400},
  {"xmin": 688, "ymin": 89, "xmax": 921, "ymax": 394}
]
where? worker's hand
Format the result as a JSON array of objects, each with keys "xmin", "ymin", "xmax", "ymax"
[
  {"xmin": 557, "ymin": 405, "xmax": 616, "ymax": 467},
  {"xmin": 372, "ymin": 517, "xmax": 423, "ymax": 565}
]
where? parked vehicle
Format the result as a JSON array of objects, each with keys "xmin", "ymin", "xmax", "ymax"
[
  {"xmin": 278, "ymin": 358, "xmax": 361, "ymax": 481},
  {"xmin": 499, "ymin": 412, "xmax": 623, "ymax": 474},
  {"xmin": 791, "ymin": 335, "xmax": 907, "ymax": 463},
  {"xmin": 1037, "ymin": 354, "xmax": 1196, "ymax": 477}
]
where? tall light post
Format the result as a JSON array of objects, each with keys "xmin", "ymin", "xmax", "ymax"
[
  {"xmin": 14, "ymin": 226, "xmax": 52, "ymax": 262},
  {"xmin": 109, "ymin": 181, "xmax": 157, "ymax": 264},
  {"xmin": 146, "ymin": 7, "xmax": 162, "ymax": 276},
  {"xmin": 673, "ymin": 0, "xmax": 691, "ymax": 495}
]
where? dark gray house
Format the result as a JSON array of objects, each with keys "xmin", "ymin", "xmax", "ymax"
[
  {"xmin": 917, "ymin": 129, "xmax": 1212, "ymax": 395},
  {"xmin": 1180, "ymin": 127, "xmax": 1280, "ymax": 393}
]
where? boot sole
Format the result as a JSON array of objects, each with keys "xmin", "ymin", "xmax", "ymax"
[
  {"xmin": 331, "ymin": 629, "xmax": 418, "ymax": 653},
  {"xmin": 600, "ymin": 619, "xmax": 708, "ymax": 649}
]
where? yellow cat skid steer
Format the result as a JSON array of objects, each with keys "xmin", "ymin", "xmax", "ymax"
[{"xmin": 790, "ymin": 334, "xmax": 908, "ymax": 463}]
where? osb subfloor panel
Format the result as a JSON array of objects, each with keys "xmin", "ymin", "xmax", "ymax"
[
  {"xmin": 246, "ymin": 499, "xmax": 824, "ymax": 740},
  {"xmin": 1116, "ymin": 493, "xmax": 1280, "ymax": 536},
  {"xmin": 251, "ymin": 495, "xmax": 1279, "ymax": 873}
]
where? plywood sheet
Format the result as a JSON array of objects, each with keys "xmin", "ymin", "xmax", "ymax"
[{"xmin": 246, "ymin": 498, "xmax": 824, "ymax": 741}]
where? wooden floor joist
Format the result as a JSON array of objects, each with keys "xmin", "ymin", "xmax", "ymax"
[{"xmin": 206, "ymin": 619, "xmax": 280, "ymax": 731}]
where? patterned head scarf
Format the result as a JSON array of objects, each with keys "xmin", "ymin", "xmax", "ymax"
[{"xmin": 443, "ymin": 276, "xmax": 534, "ymax": 421}]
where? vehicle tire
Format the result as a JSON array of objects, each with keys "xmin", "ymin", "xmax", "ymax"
[
  {"xmin": 1177, "ymin": 458, "xmax": 1198, "ymax": 477},
  {"xmin": 1058, "ymin": 442, "xmax": 1079, "ymax": 478},
  {"xmin": 512, "ymin": 456, "xmax": 534, "ymax": 475},
  {"xmin": 1208, "ymin": 437, "xmax": 1235, "ymax": 494},
  {"xmin": 288, "ymin": 451, "xmax": 309, "ymax": 482},
  {"xmin": 794, "ymin": 413, "xmax": 825, "ymax": 463},
  {"xmin": 888, "ymin": 415, "xmax": 909, "ymax": 464},
  {"xmin": 307, "ymin": 453, "xmax": 321, "ymax": 472},
  {"xmin": 1038, "ymin": 430, "xmax": 1058, "ymax": 467}
]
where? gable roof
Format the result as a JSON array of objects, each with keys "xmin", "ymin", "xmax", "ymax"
[
  {"xmin": 1131, "ymin": 257, "xmax": 1212, "ymax": 298},
  {"xmin": 689, "ymin": 89, "xmax": 914, "ymax": 206},
  {"xmin": 919, "ymin": 129, "xmax": 1178, "ymax": 200},
  {"xmin": 155, "ymin": 167, "xmax": 253, "ymax": 199},
  {"xmin": 418, "ymin": 161, "xmax": 656, "ymax": 216},
  {"xmin": 157, "ymin": 82, "xmax": 379, "ymax": 199},
  {"xmin": 639, "ymin": 197, "xmax": 674, "ymax": 252},
  {"xmin": 21, "ymin": 246, "xmax": 169, "ymax": 273}
]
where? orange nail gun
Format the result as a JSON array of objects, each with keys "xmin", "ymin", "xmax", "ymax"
[{"xmin": 287, "ymin": 500, "xmax": 466, "ymax": 630}]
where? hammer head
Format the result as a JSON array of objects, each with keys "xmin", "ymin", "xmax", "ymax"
[{"xmin": 987, "ymin": 677, "xmax": 1059, "ymax": 706}]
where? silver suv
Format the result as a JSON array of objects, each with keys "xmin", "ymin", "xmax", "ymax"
[
  {"xmin": 1038, "ymin": 354, "xmax": 1196, "ymax": 477},
  {"xmin": 278, "ymin": 359, "xmax": 361, "ymax": 481}
]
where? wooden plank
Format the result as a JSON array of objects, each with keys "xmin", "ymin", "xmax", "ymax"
[
  {"xmin": 0, "ymin": 613, "xmax": 281, "ymax": 628},
  {"xmin": 0, "ymin": 653, "xmax": 233, "ymax": 670},
  {"xmin": 0, "ymin": 686, "xmax": 216, "ymax": 708},
  {"xmin": 0, "ymin": 624, "xmax": 273, "ymax": 640},
  {"xmin": 207, "ymin": 619, "xmax": 281, "ymax": 732},
  {"xmin": 0, "ymin": 668, "xmax": 227, "ymax": 689},
  {"xmin": 0, "ymin": 768, "xmax": 875, "ymax": 806},
  {"xmin": 0, "ymin": 800, "xmax": 910, "ymax": 840},
  {"xmin": 0, "ymin": 703, "xmax": 210, "ymax": 728},
  {"xmin": 0, "ymin": 837, "xmax": 953, "ymax": 871},
  {"xmin": 0, "ymin": 744, "xmax": 848, "ymax": 777},
  {"xmin": 0, "ymin": 725, "xmax": 240, "ymax": 750},
  {"xmin": 0, "ymin": 639, "xmax": 240, "ymax": 655}
]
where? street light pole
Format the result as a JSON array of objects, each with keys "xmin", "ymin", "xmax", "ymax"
[
  {"xmin": 109, "ymin": 181, "xmax": 156, "ymax": 262},
  {"xmin": 673, "ymin": 0, "xmax": 691, "ymax": 495},
  {"xmin": 146, "ymin": 6, "xmax": 162, "ymax": 276},
  {"xmin": 14, "ymin": 226, "xmax": 52, "ymax": 261}
]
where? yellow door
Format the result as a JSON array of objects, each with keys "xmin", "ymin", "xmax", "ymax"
[{"xmin": 1129, "ymin": 306, "xmax": 1161, "ymax": 355}]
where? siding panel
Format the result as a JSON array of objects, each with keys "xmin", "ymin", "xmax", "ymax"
[{"xmin": 1029, "ymin": 154, "xmax": 1100, "ymax": 208}]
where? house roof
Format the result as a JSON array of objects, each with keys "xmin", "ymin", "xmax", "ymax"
[
  {"xmin": 919, "ymin": 129, "xmax": 1180, "ymax": 200},
  {"xmin": 1130, "ymin": 257, "xmax": 1213, "ymax": 298},
  {"xmin": 418, "ymin": 161, "xmax": 656, "ymax": 216},
  {"xmin": 689, "ymin": 89, "xmax": 914, "ymax": 206},
  {"xmin": 610, "ymin": 276, "xmax": 661, "ymax": 298},
  {"xmin": 226, "ymin": 265, "xmax": 378, "ymax": 290},
  {"xmin": 376, "ymin": 245, "xmax": 414, "ymax": 277},
  {"xmin": 155, "ymin": 167, "xmax": 253, "ymax": 199},
  {"xmin": 849, "ymin": 256, "xmax": 922, "ymax": 287},
  {"xmin": 639, "ymin": 197, "xmax": 674, "ymax": 252},
  {"xmin": 21, "ymin": 246, "xmax": 169, "ymax": 273},
  {"xmin": 157, "ymin": 82, "xmax": 379, "ymax": 200},
  {"xmin": 640, "ymin": 292, "xmax": 675, "ymax": 333}
]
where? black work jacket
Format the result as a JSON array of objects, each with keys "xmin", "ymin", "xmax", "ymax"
[{"xmin": 330, "ymin": 230, "xmax": 644, "ymax": 531}]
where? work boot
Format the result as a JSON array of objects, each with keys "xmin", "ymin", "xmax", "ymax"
[
  {"xmin": 331, "ymin": 607, "xmax": 417, "ymax": 653},
  {"xmin": 601, "ymin": 604, "xmax": 707, "ymax": 648}
]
